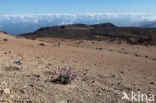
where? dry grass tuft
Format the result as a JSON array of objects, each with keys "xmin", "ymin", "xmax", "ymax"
[{"xmin": 3, "ymin": 66, "xmax": 22, "ymax": 71}]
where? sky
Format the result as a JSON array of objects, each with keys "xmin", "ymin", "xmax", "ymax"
[
  {"xmin": 0, "ymin": 0, "xmax": 156, "ymax": 15},
  {"xmin": 0, "ymin": 0, "xmax": 156, "ymax": 34}
]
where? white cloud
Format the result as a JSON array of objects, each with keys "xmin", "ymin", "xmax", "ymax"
[
  {"xmin": 58, "ymin": 21, "xmax": 74, "ymax": 25},
  {"xmin": 0, "ymin": 12, "xmax": 156, "ymax": 25}
]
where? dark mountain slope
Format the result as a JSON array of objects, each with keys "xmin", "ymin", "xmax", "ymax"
[
  {"xmin": 19, "ymin": 23, "xmax": 156, "ymax": 46},
  {"xmin": 91, "ymin": 23, "xmax": 116, "ymax": 28}
]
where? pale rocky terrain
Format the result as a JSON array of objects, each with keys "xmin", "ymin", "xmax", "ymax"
[{"xmin": 0, "ymin": 32, "xmax": 156, "ymax": 103}]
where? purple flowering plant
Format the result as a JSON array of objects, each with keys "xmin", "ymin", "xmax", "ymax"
[{"xmin": 52, "ymin": 67, "xmax": 77, "ymax": 85}]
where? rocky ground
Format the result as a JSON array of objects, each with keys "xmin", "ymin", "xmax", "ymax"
[{"xmin": 0, "ymin": 32, "xmax": 156, "ymax": 103}]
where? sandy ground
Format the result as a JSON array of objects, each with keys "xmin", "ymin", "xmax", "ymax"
[{"xmin": 0, "ymin": 33, "xmax": 156, "ymax": 103}]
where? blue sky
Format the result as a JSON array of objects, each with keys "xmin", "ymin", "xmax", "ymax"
[
  {"xmin": 0, "ymin": 0, "xmax": 156, "ymax": 14},
  {"xmin": 0, "ymin": 0, "xmax": 156, "ymax": 34}
]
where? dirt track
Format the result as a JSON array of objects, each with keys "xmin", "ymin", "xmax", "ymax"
[{"xmin": 0, "ymin": 33, "xmax": 156, "ymax": 103}]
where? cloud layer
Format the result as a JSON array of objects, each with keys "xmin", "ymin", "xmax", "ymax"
[
  {"xmin": 1, "ymin": 13, "xmax": 156, "ymax": 24},
  {"xmin": 0, "ymin": 12, "xmax": 156, "ymax": 34}
]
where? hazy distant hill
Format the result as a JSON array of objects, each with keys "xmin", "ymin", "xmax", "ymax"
[
  {"xmin": 91, "ymin": 23, "xmax": 116, "ymax": 28},
  {"xmin": 19, "ymin": 23, "xmax": 156, "ymax": 46},
  {"xmin": 141, "ymin": 21, "xmax": 156, "ymax": 28}
]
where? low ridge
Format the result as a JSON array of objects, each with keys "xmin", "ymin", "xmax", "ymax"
[{"xmin": 19, "ymin": 23, "xmax": 156, "ymax": 46}]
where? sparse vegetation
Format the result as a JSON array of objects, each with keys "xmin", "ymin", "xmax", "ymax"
[
  {"xmin": 57, "ymin": 42, "xmax": 60, "ymax": 47},
  {"xmin": 13, "ymin": 60, "xmax": 23, "ymax": 65},
  {"xmin": 152, "ymin": 58, "xmax": 156, "ymax": 61},
  {"xmin": 3, "ymin": 39, "xmax": 8, "ymax": 42},
  {"xmin": 39, "ymin": 43, "xmax": 45, "ymax": 46},
  {"xmin": 135, "ymin": 54, "xmax": 139, "ymax": 57},
  {"xmin": 51, "ymin": 68, "xmax": 77, "ymax": 85},
  {"xmin": 96, "ymin": 48, "xmax": 103, "ymax": 50},
  {"xmin": 3, "ymin": 66, "xmax": 22, "ymax": 71},
  {"xmin": 145, "ymin": 56, "xmax": 148, "ymax": 58}
]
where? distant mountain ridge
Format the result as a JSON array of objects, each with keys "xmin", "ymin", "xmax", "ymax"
[
  {"xmin": 141, "ymin": 21, "xmax": 156, "ymax": 28},
  {"xmin": 36, "ymin": 23, "xmax": 116, "ymax": 32},
  {"xmin": 90, "ymin": 23, "xmax": 116, "ymax": 28},
  {"xmin": 37, "ymin": 24, "xmax": 89, "ymax": 32},
  {"xmin": 19, "ymin": 23, "xmax": 156, "ymax": 46}
]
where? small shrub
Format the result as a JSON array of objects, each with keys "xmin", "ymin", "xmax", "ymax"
[
  {"xmin": 98, "ymin": 48, "xmax": 103, "ymax": 50},
  {"xmin": 3, "ymin": 66, "xmax": 21, "ymax": 71},
  {"xmin": 8, "ymin": 51, "xmax": 11, "ymax": 53},
  {"xmin": 13, "ymin": 60, "xmax": 23, "ymax": 65},
  {"xmin": 51, "ymin": 68, "xmax": 77, "ymax": 85},
  {"xmin": 145, "ymin": 56, "xmax": 148, "ymax": 58},
  {"xmin": 3, "ymin": 39, "xmax": 8, "ymax": 42},
  {"xmin": 58, "ymin": 42, "xmax": 61, "ymax": 47},
  {"xmin": 39, "ymin": 43, "xmax": 45, "ymax": 46},
  {"xmin": 31, "ymin": 37, "xmax": 36, "ymax": 40},
  {"xmin": 135, "ymin": 54, "xmax": 139, "ymax": 57},
  {"xmin": 96, "ymin": 48, "xmax": 103, "ymax": 50},
  {"xmin": 91, "ymin": 41, "xmax": 94, "ymax": 44},
  {"xmin": 152, "ymin": 58, "xmax": 156, "ymax": 61}
]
